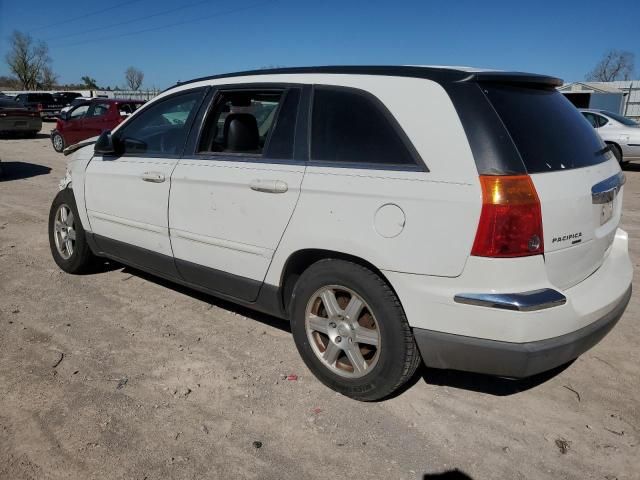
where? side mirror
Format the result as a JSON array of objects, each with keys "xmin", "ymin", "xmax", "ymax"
[{"xmin": 94, "ymin": 130, "xmax": 117, "ymax": 155}]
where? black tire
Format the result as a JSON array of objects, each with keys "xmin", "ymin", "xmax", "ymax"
[
  {"xmin": 608, "ymin": 143, "xmax": 623, "ymax": 164},
  {"xmin": 52, "ymin": 133, "xmax": 65, "ymax": 152},
  {"xmin": 290, "ymin": 259, "xmax": 421, "ymax": 401},
  {"xmin": 48, "ymin": 189, "xmax": 97, "ymax": 274}
]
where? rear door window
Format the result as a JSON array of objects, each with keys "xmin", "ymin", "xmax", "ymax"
[{"xmin": 482, "ymin": 84, "xmax": 609, "ymax": 173}]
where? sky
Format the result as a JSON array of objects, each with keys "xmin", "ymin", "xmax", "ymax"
[{"xmin": 0, "ymin": 0, "xmax": 639, "ymax": 89}]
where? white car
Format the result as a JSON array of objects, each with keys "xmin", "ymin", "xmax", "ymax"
[
  {"xmin": 49, "ymin": 66, "xmax": 633, "ymax": 401},
  {"xmin": 580, "ymin": 109, "xmax": 640, "ymax": 164}
]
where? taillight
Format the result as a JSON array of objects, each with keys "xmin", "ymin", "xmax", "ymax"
[
  {"xmin": 37, "ymin": 103, "xmax": 43, "ymax": 111},
  {"xmin": 471, "ymin": 175, "xmax": 544, "ymax": 258}
]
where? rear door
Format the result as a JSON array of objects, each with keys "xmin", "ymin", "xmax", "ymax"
[
  {"xmin": 82, "ymin": 102, "xmax": 112, "ymax": 138},
  {"xmin": 482, "ymin": 84, "xmax": 623, "ymax": 289},
  {"xmin": 169, "ymin": 85, "xmax": 305, "ymax": 301}
]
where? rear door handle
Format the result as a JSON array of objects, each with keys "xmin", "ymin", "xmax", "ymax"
[
  {"xmin": 141, "ymin": 171, "xmax": 165, "ymax": 183},
  {"xmin": 250, "ymin": 179, "xmax": 288, "ymax": 193}
]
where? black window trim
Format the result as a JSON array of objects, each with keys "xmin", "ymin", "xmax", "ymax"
[
  {"xmin": 308, "ymin": 85, "xmax": 428, "ymax": 172},
  {"xmin": 183, "ymin": 82, "xmax": 306, "ymax": 166},
  {"xmin": 111, "ymin": 86, "xmax": 209, "ymax": 160}
]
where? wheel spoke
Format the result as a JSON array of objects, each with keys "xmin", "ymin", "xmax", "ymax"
[
  {"xmin": 320, "ymin": 289, "xmax": 341, "ymax": 318},
  {"xmin": 66, "ymin": 211, "xmax": 74, "ymax": 227},
  {"xmin": 65, "ymin": 239, "xmax": 73, "ymax": 255},
  {"xmin": 354, "ymin": 326, "xmax": 379, "ymax": 346},
  {"xmin": 60, "ymin": 207, "xmax": 67, "ymax": 223},
  {"xmin": 54, "ymin": 220, "xmax": 64, "ymax": 232},
  {"xmin": 344, "ymin": 296, "xmax": 364, "ymax": 324},
  {"xmin": 67, "ymin": 229, "xmax": 76, "ymax": 241},
  {"xmin": 307, "ymin": 314, "xmax": 329, "ymax": 334},
  {"xmin": 344, "ymin": 343, "xmax": 367, "ymax": 374},
  {"xmin": 322, "ymin": 342, "xmax": 341, "ymax": 366}
]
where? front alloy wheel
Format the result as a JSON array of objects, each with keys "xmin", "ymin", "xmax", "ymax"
[{"xmin": 53, "ymin": 204, "xmax": 76, "ymax": 259}]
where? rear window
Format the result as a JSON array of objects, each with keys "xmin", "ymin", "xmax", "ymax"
[{"xmin": 482, "ymin": 84, "xmax": 609, "ymax": 173}]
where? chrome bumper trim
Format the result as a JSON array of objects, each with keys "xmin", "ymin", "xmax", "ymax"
[{"xmin": 453, "ymin": 288, "xmax": 567, "ymax": 312}]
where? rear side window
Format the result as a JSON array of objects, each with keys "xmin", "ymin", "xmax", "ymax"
[
  {"xmin": 482, "ymin": 84, "xmax": 609, "ymax": 173},
  {"xmin": 311, "ymin": 87, "xmax": 419, "ymax": 167},
  {"xmin": 28, "ymin": 93, "xmax": 54, "ymax": 102}
]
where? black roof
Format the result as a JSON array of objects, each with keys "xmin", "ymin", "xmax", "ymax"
[{"xmin": 173, "ymin": 65, "xmax": 563, "ymax": 89}]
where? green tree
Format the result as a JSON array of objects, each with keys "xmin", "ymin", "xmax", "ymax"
[{"xmin": 81, "ymin": 76, "xmax": 99, "ymax": 89}]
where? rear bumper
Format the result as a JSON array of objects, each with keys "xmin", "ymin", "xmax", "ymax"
[{"xmin": 413, "ymin": 285, "xmax": 631, "ymax": 378}]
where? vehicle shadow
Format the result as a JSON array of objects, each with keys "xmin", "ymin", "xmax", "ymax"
[
  {"xmin": 622, "ymin": 162, "xmax": 640, "ymax": 172},
  {"xmin": 0, "ymin": 161, "xmax": 51, "ymax": 181},
  {"xmin": 423, "ymin": 470, "xmax": 474, "ymax": 479},
  {"xmin": 420, "ymin": 361, "xmax": 572, "ymax": 396},
  {"xmin": 119, "ymin": 265, "xmax": 291, "ymax": 333}
]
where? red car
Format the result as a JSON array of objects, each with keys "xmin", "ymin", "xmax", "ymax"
[{"xmin": 51, "ymin": 98, "xmax": 144, "ymax": 152}]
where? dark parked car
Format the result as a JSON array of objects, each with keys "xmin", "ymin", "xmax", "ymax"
[
  {"xmin": 0, "ymin": 98, "xmax": 42, "ymax": 137},
  {"xmin": 14, "ymin": 92, "xmax": 64, "ymax": 120},
  {"xmin": 53, "ymin": 91, "xmax": 83, "ymax": 107},
  {"xmin": 51, "ymin": 98, "xmax": 143, "ymax": 152}
]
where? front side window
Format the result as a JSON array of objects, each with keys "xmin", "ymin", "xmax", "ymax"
[
  {"xmin": 69, "ymin": 105, "xmax": 90, "ymax": 119},
  {"xmin": 198, "ymin": 90, "xmax": 286, "ymax": 156},
  {"xmin": 310, "ymin": 87, "xmax": 418, "ymax": 166},
  {"xmin": 116, "ymin": 89, "xmax": 203, "ymax": 156}
]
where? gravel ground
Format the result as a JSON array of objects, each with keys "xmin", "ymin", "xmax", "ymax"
[{"xmin": 0, "ymin": 126, "xmax": 639, "ymax": 480}]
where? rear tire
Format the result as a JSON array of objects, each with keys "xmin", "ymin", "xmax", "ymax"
[
  {"xmin": 52, "ymin": 133, "xmax": 65, "ymax": 152},
  {"xmin": 48, "ymin": 189, "xmax": 97, "ymax": 274},
  {"xmin": 289, "ymin": 259, "xmax": 421, "ymax": 401}
]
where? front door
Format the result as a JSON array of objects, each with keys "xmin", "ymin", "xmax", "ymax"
[
  {"xmin": 169, "ymin": 86, "xmax": 305, "ymax": 301},
  {"xmin": 84, "ymin": 88, "xmax": 207, "ymax": 274},
  {"xmin": 64, "ymin": 104, "xmax": 90, "ymax": 145}
]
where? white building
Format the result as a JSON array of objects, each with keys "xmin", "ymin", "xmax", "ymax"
[{"xmin": 559, "ymin": 81, "xmax": 640, "ymax": 121}]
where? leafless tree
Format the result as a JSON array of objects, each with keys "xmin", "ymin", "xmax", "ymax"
[
  {"xmin": 586, "ymin": 50, "xmax": 635, "ymax": 82},
  {"xmin": 5, "ymin": 31, "xmax": 53, "ymax": 90},
  {"xmin": 125, "ymin": 67, "xmax": 144, "ymax": 90},
  {"xmin": 39, "ymin": 66, "xmax": 58, "ymax": 89}
]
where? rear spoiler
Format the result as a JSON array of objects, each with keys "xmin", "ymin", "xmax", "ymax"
[{"xmin": 463, "ymin": 71, "xmax": 563, "ymax": 87}]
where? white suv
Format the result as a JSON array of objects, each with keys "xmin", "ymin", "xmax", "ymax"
[{"xmin": 49, "ymin": 66, "xmax": 633, "ymax": 401}]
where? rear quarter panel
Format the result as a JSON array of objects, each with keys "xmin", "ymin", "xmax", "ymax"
[{"xmin": 264, "ymin": 77, "xmax": 481, "ymax": 284}]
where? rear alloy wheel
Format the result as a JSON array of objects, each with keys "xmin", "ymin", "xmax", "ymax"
[
  {"xmin": 52, "ymin": 133, "xmax": 65, "ymax": 153},
  {"xmin": 305, "ymin": 285, "xmax": 381, "ymax": 378},
  {"xmin": 290, "ymin": 259, "xmax": 421, "ymax": 401}
]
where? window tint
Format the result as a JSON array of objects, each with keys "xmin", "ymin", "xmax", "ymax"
[
  {"xmin": 69, "ymin": 105, "xmax": 89, "ymax": 119},
  {"xmin": 198, "ymin": 90, "xmax": 284, "ymax": 155},
  {"xmin": 482, "ymin": 84, "xmax": 609, "ymax": 173},
  {"xmin": 595, "ymin": 114, "xmax": 608, "ymax": 127},
  {"xmin": 311, "ymin": 87, "xmax": 417, "ymax": 166},
  {"xmin": 264, "ymin": 89, "xmax": 299, "ymax": 159},
  {"xmin": 117, "ymin": 90, "xmax": 202, "ymax": 156},
  {"xmin": 87, "ymin": 103, "xmax": 110, "ymax": 117},
  {"xmin": 581, "ymin": 112, "xmax": 598, "ymax": 128},
  {"xmin": 28, "ymin": 93, "xmax": 54, "ymax": 102}
]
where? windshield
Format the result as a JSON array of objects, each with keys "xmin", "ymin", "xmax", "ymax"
[{"xmin": 602, "ymin": 111, "xmax": 638, "ymax": 126}]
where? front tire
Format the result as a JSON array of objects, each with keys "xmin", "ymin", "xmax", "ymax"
[
  {"xmin": 290, "ymin": 259, "xmax": 421, "ymax": 401},
  {"xmin": 48, "ymin": 189, "xmax": 97, "ymax": 273},
  {"xmin": 52, "ymin": 133, "xmax": 65, "ymax": 153}
]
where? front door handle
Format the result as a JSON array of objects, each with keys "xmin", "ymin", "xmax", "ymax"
[
  {"xmin": 250, "ymin": 179, "xmax": 288, "ymax": 193},
  {"xmin": 141, "ymin": 171, "xmax": 165, "ymax": 183}
]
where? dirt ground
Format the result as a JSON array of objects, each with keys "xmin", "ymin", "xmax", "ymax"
[{"xmin": 0, "ymin": 125, "xmax": 638, "ymax": 480}]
